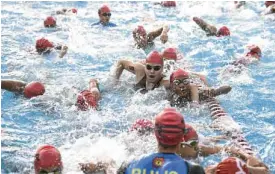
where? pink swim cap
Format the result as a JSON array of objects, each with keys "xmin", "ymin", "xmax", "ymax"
[
  {"xmin": 216, "ymin": 157, "xmax": 249, "ymax": 174},
  {"xmin": 146, "ymin": 51, "xmax": 163, "ymax": 65},
  {"xmin": 134, "ymin": 25, "xmax": 147, "ymax": 36},
  {"xmin": 76, "ymin": 90, "xmax": 98, "ymax": 111},
  {"xmin": 44, "ymin": 16, "xmax": 56, "ymax": 27},
  {"xmin": 217, "ymin": 26, "xmax": 230, "ymax": 37},
  {"xmin": 24, "ymin": 81, "xmax": 45, "ymax": 98},
  {"xmin": 161, "ymin": 1, "xmax": 176, "ymax": 7},
  {"xmin": 36, "ymin": 38, "xmax": 54, "ymax": 52},
  {"xmin": 131, "ymin": 119, "xmax": 154, "ymax": 134},
  {"xmin": 246, "ymin": 45, "xmax": 261, "ymax": 59},
  {"xmin": 99, "ymin": 5, "xmax": 111, "ymax": 13},
  {"xmin": 162, "ymin": 48, "xmax": 177, "ymax": 61},
  {"xmin": 183, "ymin": 124, "xmax": 198, "ymax": 141},
  {"xmin": 170, "ymin": 69, "xmax": 189, "ymax": 84},
  {"xmin": 71, "ymin": 8, "xmax": 77, "ymax": 13}
]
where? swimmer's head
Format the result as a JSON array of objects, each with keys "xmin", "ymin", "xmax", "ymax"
[
  {"xmin": 36, "ymin": 38, "xmax": 54, "ymax": 54},
  {"xmin": 217, "ymin": 26, "xmax": 230, "ymax": 37},
  {"xmin": 183, "ymin": 124, "xmax": 198, "ymax": 142},
  {"xmin": 70, "ymin": 8, "xmax": 77, "ymax": 14},
  {"xmin": 216, "ymin": 157, "xmax": 249, "ymax": 174},
  {"xmin": 162, "ymin": 47, "xmax": 178, "ymax": 61},
  {"xmin": 170, "ymin": 69, "xmax": 189, "ymax": 85},
  {"xmin": 161, "ymin": 1, "xmax": 176, "ymax": 7},
  {"xmin": 265, "ymin": 1, "xmax": 275, "ymax": 8},
  {"xmin": 34, "ymin": 145, "xmax": 63, "ymax": 174},
  {"xmin": 98, "ymin": 5, "xmax": 111, "ymax": 25},
  {"xmin": 246, "ymin": 45, "xmax": 261, "ymax": 59},
  {"xmin": 44, "ymin": 16, "xmax": 56, "ymax": 28},
  {"xmin": 76, "ymin": 90, "xmax": 98, "ymax": 111},
  {"xmin": 131, "ymin": 119, "xmax": 154, "ymax": 135},
  {"xmin": 154, "ymin": 108, "xmax": 185, "ymax": 147},
  {"xmin": 133, "ymin": 26, "xmax": 147, "ymax": 49},
  {"xmin": 145, "ymin": 51, "xmax": 164, "ymax": 83},
  {"xmin": 24, "ymin": 82, "xmax": 45, "ymax": 98}
]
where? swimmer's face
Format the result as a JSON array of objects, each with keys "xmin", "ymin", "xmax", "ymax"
[
  {"xmin": 172, "ymin": 76, "xmax": 190, "ymax": 96},
  {"xmin": 99, "ymin": 10, "xmax": 111, "ymax": 25},
  {"xmin": 177, "ymin": 140, "xmax": 199, "ymax": 159},
  {"xmin": 145, "ymin": 63, "xmax": 163, "ymax": 83}
]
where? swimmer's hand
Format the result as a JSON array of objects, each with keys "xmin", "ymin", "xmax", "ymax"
[
  {"xmin": 59, "ymin": 46, "xmax": 68, "ymax": 58},
  {"xmin": 160, "ymin": 33, "xmax": 168, "ymax": 44},
  {"xmin": 79, "ymin": 162, "xmax": 108, "ymax": 174}
]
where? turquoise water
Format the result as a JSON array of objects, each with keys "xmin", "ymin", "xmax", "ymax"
[{"xmin": 1, "ymin": 1, "xmax": 275, "ymax": 173}]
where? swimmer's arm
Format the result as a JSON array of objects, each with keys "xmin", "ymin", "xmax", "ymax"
[
  {"xmin": 58, "ymin": 46, "xmax": 68, "ymax": 58},
  {"xmin": 246, "ymin": 156, "xmax": 269, "ymax": 174},
  {"xmin": 190, "ymin": 72, "xmax": 209, "ymax": 86},
  {"xmin": 193, "ymin": 17, "xmax": 217, "ymax": 36},
  {"xmin": 189, "ymin": 85, "xmax": 200, "ymax": 103},
  {"xmin": 1, "ymin": 79, "xmax": 27, "ymax": 93},
  {"xmin": 199, "ymin": 144, "xmax": 223, "ymax": 157},
  {"xmin": 115, "ymin": 59, "xmax": 144, "ymax": 79},
  {"xmin": 147, "ymin": 24, "xmax": 169, "ymax": 43}
]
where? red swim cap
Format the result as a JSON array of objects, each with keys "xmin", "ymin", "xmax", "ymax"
[
  {"xmin": 134, "ymin": 25, "xmax": 147, "ymax": 36},
  {"xmin": 131, "ymin": 119, "xmax": 154, "ymax": 134},
  {"xmin": 216, "ymin": 157, "xmax": 249, "ymax": 174},
  {"xmin": 162, "ymin": 48, "xmax": 177, "ymax": 61},
  {"xmin": 217, "ymin": 26, "xmax": 230, "ymax": 37},
  {"xmin": 183, "ymin": 124, "xmax": 198, "ymax": 141},
  {"xmin": 155, "ymin": 108, "xmax": 185, "ymax": 146},
  {"xmin": 99, "ymin": 5, "xmax": 111, "ymax": 13},
  {"xmin": 265, "ymin": 1, "xmax": 275, "ymax": 8},
  {"xmin": 146, "ymin": 51, "xmax": 163, "ymax": 65},
  {"xmin": 36, "ymin": 38, "xmax": 54, "ymax": 51},
  {"xmin": 34, "ymin": 145, "xmax": 63, "ymax": 174},
  {"xmin": 23, "ymin": 82, "xmax": 45, "ymax": 98},
  {"xmin": 161, "ymin": 1, "xmax": 176, "ymax": 7},
  {"xmin": 76, "ymin": 90, "xmax": 98, "ymax": 111},
  {"xmin": 246, "ymin": 45, "xmax": 261, "ymax": 59},
  {"xmin": 170, "ymin": 69, "xmax": 189, "ymax": 84},
  {"xmin": 71, "ymin": 8, "xmax": 77, "ymax": 13},
  {"xmin": 44, "ymin": 16, "xmax": 56, "ymax": 27}
]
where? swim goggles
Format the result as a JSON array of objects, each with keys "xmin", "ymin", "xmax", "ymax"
[
  {"xmin": 38, "ymin": 167, "xmax": 62, "ymax": 174},
  {"xmin": 173, "ymin": 78, "xmax": 189, "ymax": 86},
  {"xmin": 146, "ymin": 64, "xmax": 162, "ymax": 71},
  {"xmin": 102, "ymin": 13, "xmax": 111, "ymax": 17}
]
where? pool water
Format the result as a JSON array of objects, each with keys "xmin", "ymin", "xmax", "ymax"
[{"xmin": 1, "ymin": 1, "xmax": 275, "ymax": 173}]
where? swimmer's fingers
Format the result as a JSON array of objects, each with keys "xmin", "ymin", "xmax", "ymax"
[{"xmin": 160, "ymin": 33, "xmax": 168, "ymax": 43}]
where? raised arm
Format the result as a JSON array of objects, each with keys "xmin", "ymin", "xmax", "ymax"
[
  {"xmin": 147, "ymin": 24, "xmax": 169, "ymax": 43},
  {"xmin": 115, "ymin": 59, "xmax": 145, "ymax": 83},
  {"xmin": 193, "ymin": 17, "xmax": 217, "ymax": 36},
  {"xmin": 55, "ymin": 45, "xmax": 68, "ymax": 58},
  {"xmin": 1, "ymin": 79, "xmax": 27, "ymax": 93}
]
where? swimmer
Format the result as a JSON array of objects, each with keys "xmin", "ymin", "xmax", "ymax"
[
  {"xmin": 115, "ymin": 50, "xmax": 170, "ymax": 93},
  {"xmin": 91, "ymin": 5, "xmax": 116, "ymax": 27},
  {"xmin": 168, "ymin": 69, "xmax": 232, "ymax": 107},
  {"xmin": 118, "ymin": 108, "xmax": 205, "ymax": 174},
  {"xmin": 56, "ymin": 8, "xmax": 77, "ymax": 15},
  {"xmin": 76, "ymin": 79, "xmax": 101, "ymax": 111},
  {"xmin": 222, "ymin": 45, "xmax": 261, "ymax": 75},
  {"xmin": 132, "ymin": 24, "xmax": 169, "ymax": 50},
  {"xmin": 205, "ymin": 156, "xmax": 269, "ymax": 174},
  {"xmin": 263, "ymin": 1, "xmax": 275, "ymax": 15},
  {"xmin": 36, "ymin": 38, "xmax": 68, "ymax": 58},
  {"xmin": 34, "ymin": 145, "xmax": 63, "ymax": 174},
  {"xmin": 154, "ymin": 1, "xmax": 177, "ymax": 7},
  {"xmin": 193, "ymin": 17, "xmax": 230, "ymax": 37},
  {"xmin": 44, "ymin": 16, "xmax": 56, "ymax": 28},
  {"xmin": 130, "ymin": 118, "xmax": 154, "ymax": 135},
  {"xmin": 1, "ymin": 79, "xmax": 45, "ymax": 98}
]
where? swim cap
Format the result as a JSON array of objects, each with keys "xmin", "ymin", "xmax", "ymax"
[
  {"xmin": 76, "ymin": 90, "xmax": 97, "ymax": 111},
  {"xmin": 183, "ymin": 124, "xmax": 198, "ymax": 141},
  {"xmin": 99, "ymin": 5, "xmax": 111, "ymax": 13},
  {"xmin": 23, "ymin": 82, "xmax": 45, "ymax": 98},
  {"xmin": 161, "ymin": 1, "xmax": 176, "ymax": 7},
  {"xmin": 265, "ymin": 1, "xmax": 275, "ymax": 8},
  {"xmin": 134, "ymin": 25, "xmax": 147, "ymax": 36},
  {"xmin": 146, "ymin": 51, "xmax": 163, "ymax": 65},
  {"xmin": 217, "ymin": 26, "xmax": 230, "ymax": 37},
  {"xmin": 155, "ymin": 108, "xmax": 185, "ymax": 146},
  {"xmin": 162, "ymin": 48, "xmax": 177, "ymax": 61},
  {"xmin": 44, "ymin": 16, "xmax": 56, "ymax": 27},
  {"xmin": 131, "ymin": 119, "xmax": 154, "ymax": 134},
  {"xmin": 246, "ymin": 45, "xmax": 261, "ymax": 59},
  {"xmin": 36, "ymin": 38, "xmax": 54, "ymax": 51},
  {"xmin": 71, "ymin": 8, "xmax": 77, "ymax": 13},
  {"xmin": 216, "ymin": 157, "xmax": 249, "ymax": 174},
  {"xmin": 170, "ymin": 69, "xmax": 189, "ymax": 84},
  {"xmin": 34, "ymin": 145, "xmax": 63, "ymax": 174}
]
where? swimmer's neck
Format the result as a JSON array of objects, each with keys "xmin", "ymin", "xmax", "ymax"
[
  {"xmin": 158, "ymin": 144, "xmax": 179, "ymax": 154},
  {"xmin": 145, "ymin": 78, "xmax": 162, "ymax": 90}
]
